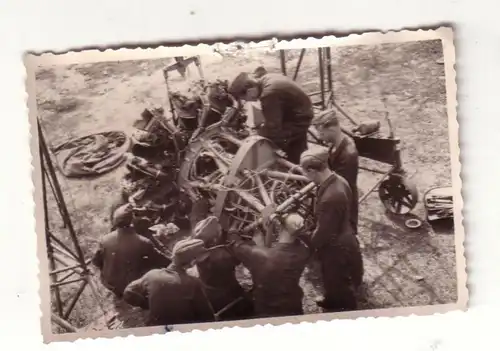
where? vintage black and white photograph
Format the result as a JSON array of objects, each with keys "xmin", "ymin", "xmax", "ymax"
[{"xmin": 25, "ymin": 27, "xmax": 466, "ymax": 341}]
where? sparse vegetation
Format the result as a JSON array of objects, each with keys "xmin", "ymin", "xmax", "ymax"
[{"xmin": 35, "ymin": 39, "xmax": 456, "ymax": 332}]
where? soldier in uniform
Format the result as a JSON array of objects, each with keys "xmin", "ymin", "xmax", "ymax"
[
  {"xmin": 312, "ymin": 109, "xmax": 360, "ymax": 235},
  {"xmin": 192, "ymin": 216, "xmax": 254, "ymax": 321},
  {"xmin": 91, "ymin": 204, "xmax": 172, "ymax": 298},
  {"xmin": 123, "ymin": 239, "xmax": 215, "ymax": 326},
  {"xmin": 228, "ymin": 71, "xmax": 314, "ymax": 164},
  {"xmin": 228, "ymin": 213, "xmax": 310, "ymax": 318},
  {"xmin": 300, "ymin": 146, "xmax": 364, "ymax": 312}
]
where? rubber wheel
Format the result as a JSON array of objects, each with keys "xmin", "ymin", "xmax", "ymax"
[{"xmin": 378, "ymin": 174, "xmax": 418, "ymax": 214}]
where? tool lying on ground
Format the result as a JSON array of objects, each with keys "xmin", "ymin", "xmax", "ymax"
[{"xmin": 423, "ymin": 186, "xmax": 454, "ymax": 222}]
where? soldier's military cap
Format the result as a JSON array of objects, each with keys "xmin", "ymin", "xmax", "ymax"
[
  {"xmin": 300, "ymin": 146, "xmax": 330, "ymax": 168},
  {"xmin": 311, "ymin": 108, "xmax": 339, "ymax": 127},
  {"xmin": 172, "ymin": 239, "xmax": 207, "ymax": 266}
]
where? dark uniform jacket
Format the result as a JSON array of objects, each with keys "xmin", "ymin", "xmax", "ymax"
[
  {"xmin": 311, "ymin": 174, "xmax": 353, "ymax": 249},
  {"xmin": 231, "ymin": 238, "xmax": 310, "ymax": 318},
  {"xmin": 312, "ymin": 174, "xmax": 363, "ymax": 306},
  {"xmin": 257, "ymin": 73, "xmax": 314, "ymax": 147},
  {"xmin": 123, "ymin": 266, "xmax": 215, "ymax": 326},
  {"xmin": 92, "ymin": 228, "xmax": 172, "ymax": 297},
  {"xmin": 196, "ymin": 246, "xmax": 247, "ymax": 314},
  {"xmin": 327, "ymin": 134, "xmax": 359, "ymax": 234}
]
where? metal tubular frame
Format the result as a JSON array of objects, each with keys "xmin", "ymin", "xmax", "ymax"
[
  {"xmin": 280, "ymin": 50, "xmax": 287, "ymax": 76},
  {"xmin": 317, "ymin": 48, "xmax": 326, "ymax": 110},
  {"xmin": 279, "ymin": 47, "xmax": 334, "ymax": 111},
  {"xmin": 38, "ymin": 120, "xmax": 102, "ymax": 333},
  {"xmin": 163, "ymin": 56, "xmax": 205, "ymax": 125}
]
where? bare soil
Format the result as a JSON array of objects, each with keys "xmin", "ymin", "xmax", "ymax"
[{"xmin": 35, "ymin": 39, "xmax": 457, "ymax": 332}]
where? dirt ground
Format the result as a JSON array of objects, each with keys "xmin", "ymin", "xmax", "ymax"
[{"xmin": 35, "ymin": 39, "xmax": 457, "ymax": 331}]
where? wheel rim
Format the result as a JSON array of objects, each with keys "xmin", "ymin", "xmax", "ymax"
[
  {"xmin": 177, "ymin": 125, "xmax": 316, "ymax": 244},
  {"xmin": 378, "ymin": 175, "xmax": 418, "ymax": 214}
]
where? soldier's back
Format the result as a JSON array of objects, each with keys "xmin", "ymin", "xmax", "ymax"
[
  {"xmin": 100, "ymin": 229, "xmax": 167, "ymax": 296},
  {"xmin": 259, "ymin": 74, "xmax": 313, "ymax": 120},
  {"xmin": 196, "ymin": 247, "xmax": 245, "ymax": 312},
  {"xmin": 142, "ymin": 268, "xmax": 205, "ymax": 325},
  {"xmin": 252, "ymin": 241, "xmax": 310, "ymax": 317}
]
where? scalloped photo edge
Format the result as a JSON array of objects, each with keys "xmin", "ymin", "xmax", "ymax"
[{"xmin": 24, "ymin": 26, "xmax": 466, "ymax": 343}]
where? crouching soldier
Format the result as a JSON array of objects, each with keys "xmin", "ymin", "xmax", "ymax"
[
  {"xmin": 300, "ymin": 147, "xmax": 364, "ymax": 312},
  {"xmin": 192, "ymin": 216, "xmax": 254, "ymax": 321},
  {"xmin": 123, "ymin": 239, "xmax": 215, "ymax": 326},
  {"xmin": 91, "ymin": 204, "xmax": 172, "ymax": 298},
  {"xmin": 312, "ymin": 109, "xmax": 360, "ymax": 235},
  {"xmin": 229, "ymin": 213, "xmax": 310, "ymax": 318}
]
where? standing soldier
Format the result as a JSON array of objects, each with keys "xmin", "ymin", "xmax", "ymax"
[
  {"xmin": 300, "ymin": 146, "xmax": 364, "ymax": 312},
  {"xmin": 91, "ymin": 204, "xmax": 172, "ymax": 298},
  {"xmin": 123, "ymin": 239, "xmax": 215, "ymax": 326},
  {"xmin": 228, "ymin": 71, "xmax": 314, "ymax": 164},
  {"xmin": 192, "ymin": 216, "xmax": 254, "ymax": 321},
  {"xmin": 312, "ymin": 109, "xmax": 360, "ymax": 235},
  {"xmin": 228, "ymin": 213, "xmax": 310, "ymax": 318}
]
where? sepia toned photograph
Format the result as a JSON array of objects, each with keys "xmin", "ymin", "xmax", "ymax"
[{"xmin": 25, "ymin": 27, "xmax": 466, "ymax": 342}]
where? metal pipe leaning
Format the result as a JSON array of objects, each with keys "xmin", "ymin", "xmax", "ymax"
[{"xmin": 241, "ymin": 182, "xmax": 317, "ymax": 234}]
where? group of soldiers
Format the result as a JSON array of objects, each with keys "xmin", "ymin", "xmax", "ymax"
[{"xmin": 91, "ymin": 68, "xmax": 364, "ymax": 327}]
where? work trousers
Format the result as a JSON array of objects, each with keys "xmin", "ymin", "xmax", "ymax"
[
  {"xmin": 316, "ymin": 234, "xmax": 364, "ymax": 312},
  {"xmin": 281, "ymin": 131, "xmax": 309, "ymax": 165}
]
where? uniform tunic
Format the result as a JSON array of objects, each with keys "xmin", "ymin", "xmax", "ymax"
[
  {"xmin": 327, "ymin": 134, "xmax": 360, "ymax": 235},
  {"xmin": 92, "ymin": 228, "xmax": 172, "ymax": 297},
  {"xmin": 196, "ymin": 246, "xmax": 254, "ymax": 320},
  {"xmin": 312, "ymin": 173, "xmax": 363, "ymax": 310},
  {"xmin": 257, "ymin": 73, "xmax": 314, "ymax": 164},
  {"xmin": 231, "ymin": 239, "xmax": 310, "ymax": 318},
  {"xmin": 123, "ymin": 266, "xmax": 215, "ymax": 326}
]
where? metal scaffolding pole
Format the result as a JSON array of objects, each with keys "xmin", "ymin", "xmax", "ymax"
[{"xmin": 38, "ymin": 120, "xmax": 98, "ymax": 333}]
